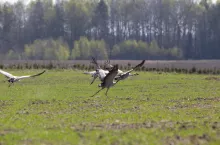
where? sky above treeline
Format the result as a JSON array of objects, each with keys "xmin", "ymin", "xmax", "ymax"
[{"xmin": 1, "ymin": 0, "xmax": 218, "ymax": 4}]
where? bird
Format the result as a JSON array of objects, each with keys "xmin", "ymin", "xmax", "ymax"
[
  {"xmin": 103, "ymin": 60, "xmax": 113, "ymax": 71},
  {"xmin": 114, "ymin": 60, "xmax": 145, "ymax": 83},
  {"xmin": 90, "ymin": 64, "xmax": 119, "ymax": 97},
  {"xmin": 0, "ymin": 69, "xmax": 46, "ymax": 87},
  {"xmin": 88, "ymin": 57, "xmax": 109, "ymax": 85},
  {"xmin": 103, "ymin": 59, "xmax": 123, "ymax": 74},
  {"xmin": 83, "ymin": 70, "xmax": 105, "ymax": 85}
]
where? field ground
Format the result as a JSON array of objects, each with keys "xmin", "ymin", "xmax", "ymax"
[
  {"xmin": 2, "ymin": 59, "xmax": 220, "ymax": 69},
  {"xmin": 0, "ymin": 69, "xmax": 219, "ymax": 145}
]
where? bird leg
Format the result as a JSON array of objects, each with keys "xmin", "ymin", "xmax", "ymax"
[
  {"xmin": 90, "ymin": 88, "xmax": 104, "ymax": 97},
  {"xmin": 115, "ymin": 80, "xmax": 120, "ymax": 85},
  {"xmin": 90, "ymin": 76, "xmax": 98, "ymax": 85},
  {"xmin": 105, "ymin": 88, "xmax": 110, "ymax": 97},
  {"xmin": 8, "ymin": 82, "xmax": 13, "ymax": 87}
]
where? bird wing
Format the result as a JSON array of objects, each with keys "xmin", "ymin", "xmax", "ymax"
[
  {"xmin": 16, "ymin": 70, "xmax": 46, "ymax": 79},
  {"xmin": 122, "ymin": 60, "xmax": 145, "ymax": 74},
  {"xmin": 91, "ymin": 57, "xmax": 101, "ymax": 69},
  {"xmin": 102, "ymin": 65, "xmax": 118, "ymax": 85},
  {"xmin": 0, "ymin": 69, "xmax": 15, "ymax": 78},
  {"xmin": 83, "ymin": 71, "xmax": 96, "ymax": 75},
  {"xmin": 117, "ymin": 69, "xmax": 123, "ymax": 74}
]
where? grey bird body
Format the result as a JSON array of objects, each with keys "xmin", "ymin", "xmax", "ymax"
[{"xmin": 91, "ymin": 65, "xmax": 118, "ymax": 97}]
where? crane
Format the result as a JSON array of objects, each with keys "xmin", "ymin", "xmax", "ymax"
[
  {"xmin": 86, "ymin": 57, "xmax": 109, "ymax": 85},
  {"xmin": 0, "ymin": 69, "xmax": 46, "ymax": 87},
  {"xmin": 90, "ymin": 64, "xmax": 118, "ymax": 97},
  {"xmin": 114, "ymin": 60, "xmax": 145, "ymax": 83}
]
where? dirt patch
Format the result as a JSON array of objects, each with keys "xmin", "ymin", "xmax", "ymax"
[
  {"xmin": 168, "ymin": 97, "xmax": 220, "ymax": 110},
  {"xmin": 70, "ymin": 121, "xmax": 197, "ymax": 131},
  {"xmin": 164, "ymin": 134, "xmax": 210, "ymax": 145},
  {"xmin": 205, "ymin": 77, "xmax": 220, "ymax": 81},
  {"xmin": 28, "ymin": 99, "xmax": 51, "ymax": 105},
  {"xmin": 167, "ymin": 103, "xmax": 213, "ymax": 110},
  {"xmin": 193, "ymin": 97, "xmax": 220, "ymax": 102},
  {"xmin": 0, "ymin": 128, "xmax": 23, "ymax": 136},
  {"xmin": 71, "ymin": 121, "xmax": 220, "ymax": 133},
  {"xmin": 0, "ymin": 100, "xmax": 14, "ymax": 108}
]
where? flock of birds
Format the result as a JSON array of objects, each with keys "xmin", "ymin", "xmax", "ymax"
[
  {"xmin": 84, "ymin": 57, "xmax": 145, "ymax": 96},
  {"xmin": 0, "ymin": 57, "xmax": 145, "ymax": 96}
]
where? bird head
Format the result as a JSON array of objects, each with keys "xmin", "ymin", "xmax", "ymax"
[{"xmin": 8, "ymin": 78, "xmax": 14, "ymax": 83}]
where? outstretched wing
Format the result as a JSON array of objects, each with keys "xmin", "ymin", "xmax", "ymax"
[
  {"xmin": 115, "ymin": 60, "xmax": 145, "ymax": 81},
  {"xmin": 83, "ymin": 71, "xmax": 96, "ymax": 75},
  {"xmin": 0, "ymin": 69, "xmax": 15, "ymax": 78},
  {"xmin": 16, "ymin": 70, "xmax": 46, "ymax": 79},
  {"xmin": 102, "ymin": 65, "xmax": 118, "ymax": 85},
  {"xmin": 123, "ymin": 60, "xmax": 145, "ymax": 74},
  {"xmin": 91, "ymin": 57, "xmax": 101, "ymax": 69}
]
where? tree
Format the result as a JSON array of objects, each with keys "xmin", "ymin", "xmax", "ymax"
[
  {"xmin": 0, "ymin": 2, "xmax": 15, "ymax": 53},
  {"xmin": 52, "ymin": 0, "xmax": 65, "ymax": 38},
  {"xmin": 92, "ymin": 0, "xmax": 109, "ymax": 41},
  {"xmin": 65, "ymin": 0, "xmax": 91, "ymax": 48},
  {"xmin": 26, "ymin": 0, "xmax": 45, "ymax": 43}
]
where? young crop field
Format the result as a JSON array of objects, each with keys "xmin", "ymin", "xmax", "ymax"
[{"xmin": 0, "ymin": 69, "xmax": 219, "ymax": 145}]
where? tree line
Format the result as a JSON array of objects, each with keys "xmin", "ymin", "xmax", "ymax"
[{"xmin": 0, "ymin": 0, "xmax": 219, "ymax": 60}]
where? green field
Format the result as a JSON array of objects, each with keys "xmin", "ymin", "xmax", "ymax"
[{"xmin": 0, "ymin": 69, "xmax": 219, "ymax": 145}]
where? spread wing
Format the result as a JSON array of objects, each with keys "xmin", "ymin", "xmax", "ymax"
[
  {"xmin": 0, "ymin": 69, "xmax": 15, "ymax": 78},
  {"xmin": 91, "ymin": 57, "xmax": 101, "ymax": 69},
  {"xmin": 16, "ymin": 70, "xmax": 46, "ymax": 79},
  {"xmin": 102, "ymin": 65, "xmax": 118, "ymax": 85},
  {"xmin": 115, "ymin": 60, "xmax": 145, "ymax": 81},
  {"xmin": 83, "ymin": 71, "xmax": 96, "ymax": 75},
  {"xmin": 122, "ymin": 60, "xmax": 145, "ymax": 74}
]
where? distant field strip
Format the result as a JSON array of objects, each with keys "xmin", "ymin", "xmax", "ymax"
[
  {"xmin": 2, "ymin": 60, "xmax": 220, "ymax": 69},
  {"xmin": 0, "ymin": 70, "xmax": 219, "ymax": 145}
]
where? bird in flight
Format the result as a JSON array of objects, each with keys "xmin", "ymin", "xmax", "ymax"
[
  {"xmin": 90, "ymin": 64, "xmax": 119, "ymax": 97},
  {"xmin": 103, "ymin": 59, "xmax": 123, "ymax": 74},
  {"xmin": 0, "ymin": 69, "xmax": 46, "ymax": 87},
  {"xmin": 86, "ymin": 57, "xmax": 109, "ymax": 85},
  {"xmin": 114, "ymin": 60, "xmax": 145, "ymax": 83}
]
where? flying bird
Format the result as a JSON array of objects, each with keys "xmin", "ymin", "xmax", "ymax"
[
  {"xmin": 91, "ymin": 64, "xmax": 119, "ymax": 97},
  {"xmin": 103, "ymin": 59, "xmax": 123, "ymax": 74},
  {"xmin": 88, "ymin": 57, "xmax": 109, "ymax": 85},
  {"xmin": 103, "ymin": 60, "xmax": 113, "ymax": 71},
  {"xmin": 114, "ymin": 60, "xmax": 145, "ymax": 83},
  {"xmin": 0, "ymin": 69, "xmax": 46, "ymax": 87}
]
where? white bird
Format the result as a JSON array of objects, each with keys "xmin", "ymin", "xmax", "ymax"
[
  {"xmin": 114, "ymin": 60, "xmax": 145, "ymax": 83},
  {"xmin": 91, "ymin": 64, "xmax": 119, "ymax": 97},
  {"xmin": 0, "ymin": 69, "xmax": 46, "ymax": 87},
  {"xmin": 88, "ymin": 57, "xmax": 109, "ymax": 85}
]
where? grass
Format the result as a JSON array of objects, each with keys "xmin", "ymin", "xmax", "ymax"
[{"xmin": 0, "ymin": 69, "xmax": 219, "ymax": 145}]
